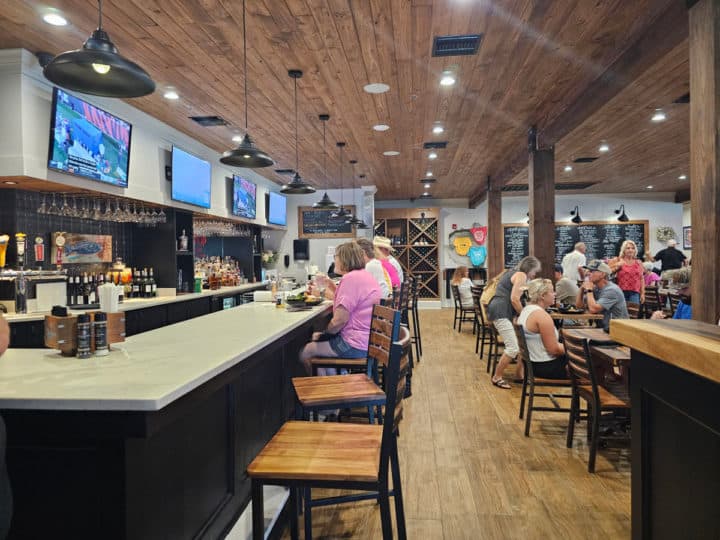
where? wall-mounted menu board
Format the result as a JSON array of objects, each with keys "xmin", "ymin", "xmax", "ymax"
[
  {"xmin": 502, "ymin": 221, "xmax": 648, "ymax": 268},
  {"xmin": 298, "ymin": 206, "xmax": 357, "ymax": 239}
]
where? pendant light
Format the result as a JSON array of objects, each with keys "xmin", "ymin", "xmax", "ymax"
[
  {"xmin": 354, "ymin": 173, "xmax": 369, "ymax": 228},
  {"xmin": 313, "ymin": 114, "xmax": 339, "ymax": 208},
  {"xmin": 345, "ymin": 160, "xmax": 364, "ymax": 225},
  {"xmin": 331, "ymin": 143, "xmax": 351, "ymax": 218},
  {"xmin": 280, "ymin": 70, "xmax": 316, "ymax": 194},
  {"xmin": 220, "ymin": 0, "xmax": 273, "ymax": 168},
  {"xmin": 570, "ymin": 206, "xmax": 583, "ymax": 224},
  {"xmin": 614, "ymin": 204, "xmax": 630, "ymax": 222},
  {"xmin": 42, "ymin": 0, "xmax": 155, "ymax": 98}
]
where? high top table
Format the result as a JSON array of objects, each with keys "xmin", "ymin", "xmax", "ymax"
[{"xmin": 610, "ymin": 319, "xmax": 720, "ymax": 540}]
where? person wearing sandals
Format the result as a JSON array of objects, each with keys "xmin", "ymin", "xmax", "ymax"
[
  {"xmin": 487, "ymin": 255, "xmax": 542, "ymax": 389},
  {"xmin": 517, "ymin": 279, "xmax": 568, "ymax": 379}
]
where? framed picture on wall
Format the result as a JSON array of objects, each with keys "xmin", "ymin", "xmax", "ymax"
[{"xmin": 683, "ymin": 226, "xmax": 692, "ymax": 250}]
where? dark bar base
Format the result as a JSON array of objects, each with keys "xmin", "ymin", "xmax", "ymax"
[{"xmin": 631, "ymin": 352, "xmax": 720, "ymax": 540}]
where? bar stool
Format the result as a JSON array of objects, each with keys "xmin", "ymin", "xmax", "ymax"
[{"xmin": 409, "ymin": 277, "xmax": 422, "ymax": 361}]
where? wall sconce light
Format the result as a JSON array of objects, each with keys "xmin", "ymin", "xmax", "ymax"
[
  {"xmin": 570, "ymin": 206, "xmax": 582, "ymax": 224},
  {"xmin": 614, "ymin": 204, "xmax": 629, "ymax": 222},
  {"xmin": 526, "ymin": 212, "xmax": 530, "ymax": 224}
]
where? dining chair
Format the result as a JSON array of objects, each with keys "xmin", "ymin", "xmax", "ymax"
[
  {"xmin": 563, "ymin": 330, "xmax": 631, "ymax": 473},
  {"xmin": 408, "ymin": 277, "xmax": 422, "ymax": 361},
  {"xmin": 248, "ymin": 325, "xmax": 412, "ymax": 540},
  {"xmin": 451, "ymin": 285, "xmax": 476, "ymax": 333},
  {"xmin": 513, "ymin": 323, "xmax": 572, "ymax": 437},
  {"xmin": 668, "ymin": 293, "xmax": 681, "ymax": 317},
  {"xmin": 643, "ymin": 286, "xmax": 661, "ymax": 317},
  {"xmin": 626, "ymin": 301, "xmax": 641, "ymax": 319},
  {"xmin": 473, "ymin": 293, "xmax": 492, "ymax": 357},
  {"xmin": 482, "ymin": 302, "xmax": 503, "ymax": 373}
]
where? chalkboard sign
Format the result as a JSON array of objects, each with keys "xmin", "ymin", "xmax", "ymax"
[
  {"xmin": 298, "ymin": 206, "xmax": 357, "ymax": 239},
  {"xmin": 503, "ymin": 221, "xmax": 648, "ymax": 268}
]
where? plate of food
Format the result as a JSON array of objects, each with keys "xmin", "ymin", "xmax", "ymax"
[{"xmin": 285, "ymin": 293, "xmax": 323, "ymax": 306}]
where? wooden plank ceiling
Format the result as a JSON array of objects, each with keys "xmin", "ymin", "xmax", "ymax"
[{"xmin": 0, "ymin": 0, "xmax": 687, "ymax": 202}]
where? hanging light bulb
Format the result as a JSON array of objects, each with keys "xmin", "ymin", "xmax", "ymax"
[
  {"xmin": 313, "ymin": 114, "xmax": 339, "ymax": 208},
  {"xmin": 281, "ymin": 70, "xmax": 315, "ymax": 194},
  {"xmin": 220, "ymin": 0, "xmax": 273, "ymax": 168}
]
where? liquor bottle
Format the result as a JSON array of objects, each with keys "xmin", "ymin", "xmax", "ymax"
[
  {"xmin": 148, "ymin": 268, "xmax": 157, "ymax": 297},
  {"xmin": 123, "ymin": 270, "xmax": 132, "ymax": 300},
  {"xmin": 132, "ymin": 268, "xmax": 140, "ymax": 298},
  {"xmin": 73, "ymin": 272, "xmax": 81, "ymax": 305},
  {"xmin": 142, "ymin": 268, "xmax": 151, "ymax": 298},
  {"xmin": 66, "ymin": 271, "xmax": 74, "ymax": 306},
  {"xmin": 82, "ymin": 272, "xmax": 90, "ymax": 304},
  {"xmin": 88, "ymin": 273, "xmax": 97, "ymax": 304}
]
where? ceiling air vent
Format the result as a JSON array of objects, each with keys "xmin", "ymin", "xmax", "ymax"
[
  {"xmin": 419, "ymin": 193, "xmax": 433, "ymax": 199},
  {"xmin": 673, "ymin": 92, "xmax": 690, "ymax": 104},
  {"xmin": 556, "ymin": 182, "xmax": 597, "ymax": 190},
  {"xmin": 189, "ymin": 115, "xmax": 228, "ymax": 127},
  {"xmin": 274, "ymin": 169, "xmax": 295, "ymax": 175},
  {"xmin": 432, "ymin": 34, "xmax": 483, "ymax": 57},
  {"xmin": 573, "ymin": 157, "xmax": 598, "ymax": 163},
  {"xmin": 420, "ymin": 178, "xmax": 436, "ymax": 183},
  {"xmin": 501, "ymin": 185, "xmax": 529, "ymax": 192},
  {"xmin": 423, "ymin": 141, "xmax": 448, "ymax": 149}
]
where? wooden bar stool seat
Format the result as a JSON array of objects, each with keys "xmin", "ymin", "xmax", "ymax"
[{"xmin": 308, "ymin": 356, "xmax": 367, "ymax": 374}]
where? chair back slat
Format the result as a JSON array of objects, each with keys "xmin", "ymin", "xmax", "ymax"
[
  {"xmin": 668, "ymin": 293, "xmax": 681, "ymax": 315},
  {"xmin": 644, "ymin": 286, "xmax": 661, "ymax": 314},
  {"xmin": 562, "ymin": 330, "xmax": 602, "ymax": 404},
  {"xmin": 626, "ymin": 301, "xmax": 641, "ymax": 319},
  {"xmin": 365, "ymin": 304, "xmax": 402, "ymax": 378},
  {"xmin": 380, "ymin": 326, "xmax": 412, "ymax": 456},
  {"xmin": 512, "ymin": 322, "xmax": 534, "ymax": 379},
  {"xmin": 450, "ymin": 285, "xmax": 461, "ymax": 308}
]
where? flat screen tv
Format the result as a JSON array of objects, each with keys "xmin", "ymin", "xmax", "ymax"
[
  {"xmin": 171, "ymin": 146, "xmax": 211, "ymax": 208},
  {"xmin": 232, "ymin": 175, "xmax": 257, "ymax": 219},
  {"xmin": 48, "ymin": 87, "xmax": 132, "ymax": 187},
  {"xmin": 267, "ymin": 192, "xmax": 287, "ymax": 226}
]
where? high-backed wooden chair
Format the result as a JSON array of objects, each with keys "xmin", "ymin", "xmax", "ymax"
[
  {"xmin": 451, "ymin": 284, "xmax": 476, "ymax": 333},
  {"xmin": 513, "ymin": 323, "xmax": 572, "ymax": 437},
  {"xmin": 668, "ymin": 292, "xmax": 681, "ymax": 316},
  {"xmin": 481, "ymin": 302, "xmax": 503, "ymax": 373},
  {"xmin": 248, "ymin": 317, "xmax": 412, "ymax": 540},
  {"xmin": 563, "ymin": 330, "xmax": 631, "ymax": 473},
  {"xmin": 626, "ymin": 301, "xmax": 641, "ymax": 319},
  {"xmin": 643, "ymin": 286, "xmax": 661, "ymax": 317},
  {"xmin": 408, "ymin": 277, "xmax": 422, "ymax": 361},
  {"xmin": 473, "ymin": 292, "xmax": 492, "ymax": 358},
  {"xmin": 293, "ymin": 305, "xmax": 401, "ymax": 424}
]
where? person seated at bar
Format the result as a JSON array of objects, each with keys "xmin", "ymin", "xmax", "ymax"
[
  {"xmin": 608, "ymin": 240, "xmax": 645, "ymax": 303},
  {"xmin": 576, "ymin": 260, "xmax": 628, "ymax": 332},
  {"xmin": 518, "ymin": 279, "xmax": 568, "ymax": 379},
  {"xmin": 373, "ymin": 241, "xmax": 400, "ymax": 290},
  {"xmin": 642, "ymin": 261, "xmax": 661, "ymax": 287},
  {"xmin": 450, "ymin": 266, "xmax": 474, "ymax": 308},
  {"xmin": 299, "ymin": 242, "xmax": 382, "ymax": 376},
  {"xmin": 373, "ymin": 236, "xmax": 404, "ymax": 283},
  {"xmin": 553, "ymin": 263, "xmax": 578, "ymax": 305},
  {"xmin": 356, "ymin": 238, "xmax": 391, "ymax": 300}
]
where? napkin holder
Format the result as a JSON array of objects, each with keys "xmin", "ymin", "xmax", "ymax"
[{"xmin": 45, "ymin": 312, "xmax": 126, "ymax": 356}]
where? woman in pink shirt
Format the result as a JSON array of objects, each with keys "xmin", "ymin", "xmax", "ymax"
[
  {"xmin": 299, "ymin": 242, "xmax": 382, "ymax": 375},
  {"xmin": 642, "ymin": 262, "xmax": 661, "ymax": 287}
]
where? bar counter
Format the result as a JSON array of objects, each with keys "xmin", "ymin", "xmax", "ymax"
[
  {"xmin": 0, "ymin": 300, "xmax": 332, "ymax": 539},
  {"xmin": 610, "ymin": 319, "xmax": 720, "ymax": 540}
]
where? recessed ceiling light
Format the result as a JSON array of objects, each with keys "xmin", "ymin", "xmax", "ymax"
[
  {"xmin": 678, "ymin": 174, "xmax": 687, "ymax": 180},
  {"xmin": 42, "ymin": 12, "xmax": 68, "ymax": 26},
  {"xmin": 651, "ymin": 109, "xmax": 667, "ymax": 122},
  {"xmin": 373, "ymin": 124, "xmax": 390, "ymax": 132},
  {"xmin": 232, "ymin": 134, "xmax": 243, "ymax": 143},
  {"xmin": 428, "ymin": 152, "xmax": 438, "ymax": 160},
  {"xmin": 598, "ymin": 143, "xmax": 610, "ymax": 153},
  {"xmin": 564, "ymin": 165, "xmax": 573, "ymax": 172},
  {"xmin": 432, "ymin": 125, "xmax": 444, "ymax": 134},
  {"xmin": 163, "ymin": 90, "xmax": 179, "ymax": 100},
  {"xmin": 383, "ymin": 150, "xmax": 400, "ymax": 156},
  {"xmin": 364, "ymin": 83, "xmax": 390, "ymax": 94},
  {"xmin": 424, "ymin": 183, "xmax": 431, "ymax": 189},
  {"xmin": 646, "ymin": 185, "xmax": 654, "ymax": 190},
  {"xmin": 440, "ymin": 72, "xmax": 456, "ymax": 86},
  {"xmin": 426, "ymin": 171, "xmax": 433, "ymax": 177},
  {"xmin": 423, "ymin": 191, "xmax": 429, "ymax": 197},
  {"xmin": 3, "ymin": 181, "xmax": 18, "ymax": 185}
]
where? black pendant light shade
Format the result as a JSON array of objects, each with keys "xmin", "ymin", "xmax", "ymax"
[
  {"xmin": 313, "ymin": 192, "xmax": 339, "ymax": 209},
  {"xmin": 331, "ymin": 142, "xmax": 350, "ymax": 218},
  {"xmin": 220, "ymin": 134, "xmax": 274, "ymax": 168},
  {"xmin": 220, "ymin": 0, "xmax": 273, "ymax": 168},
  {"xmin": 43, "ymin": 1, "xmax": 155, "ymax": 98},
  {"xmin": 313, "ymin": 114, "xmax": 338, "ymax": 207},
  {"xmin": 281, "ymin": 69, "xmax": 315, "ymax": 194}
]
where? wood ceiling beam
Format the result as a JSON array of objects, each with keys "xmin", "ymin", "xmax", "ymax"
[{"xmin": 468, "ymin": 0, "xmax": 689, "ymax": 208}]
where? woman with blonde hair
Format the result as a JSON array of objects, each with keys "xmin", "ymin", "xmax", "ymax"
[
  {"xmin": 517, "ymin": 279, "xmax": 567, "ymax": 379},
  {"xmin": 609, "ymin": 240, "xmax": 645, "ymax": 303},
  {"xmin": 450, "ymin": 266, "xmax": 474, "ymax": 308}
]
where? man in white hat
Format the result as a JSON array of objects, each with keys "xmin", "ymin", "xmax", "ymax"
[
  {"xmin": 373, "ymin": 236, "xmax": 404, "ymax": 282},
  {"xmin": 652, "ymin": 239, "xmax": 686, "ymax": 271},
  {"xmin": 576, "ymin": 260, "xmax": 628, "ymax": 332}
]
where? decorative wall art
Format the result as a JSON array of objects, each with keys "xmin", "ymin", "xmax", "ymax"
[{"xmin": 51, "ymin": 233, "xmax": 112, "ymax": 264}]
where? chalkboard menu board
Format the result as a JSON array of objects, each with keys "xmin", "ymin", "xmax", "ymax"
[
  {"xmin": 298, "ymin": 206, "xmax": 357, "ymax": 239},
  {"xmin": 503, "ymin": 221, "xmax": 648, "ymax": 268}
]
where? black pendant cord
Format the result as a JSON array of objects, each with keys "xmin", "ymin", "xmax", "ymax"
[
  {"xmin": 243, "ymin": 0, "xmax": 249, "ymax": 132},
  {"xmin": 294, "ymin": 77, "xmax": 299, "ymax": 173},
  {"xmin": 322, "ymin": 121, "xmax": 327, "ymax": 184},
  {"xmin": 339, "ymin": 145, "xmax": 344, "ymax": 209},
  {"xmin": 97, "ymin": 0, "xmax": 103, "ymax": 29}
]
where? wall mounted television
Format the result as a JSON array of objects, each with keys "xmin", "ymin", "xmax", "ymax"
[
  {"xmin": 232, "ymin": 175, "xmax": 257, "ymax": 219},
  {"xmin": 47, "ymin": 87, "xmax": 132, "ymax": 188},
  {"xmin": 171, "ymin": 146, "xmax": 212, "ymax": 208},
  {"xmin": 267, "ymin": 192, "xmax": 287, "ymax": 226}
]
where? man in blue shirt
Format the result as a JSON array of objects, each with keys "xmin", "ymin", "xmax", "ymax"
[{"xmin": 576, "ymin": 260, "xmax": 629, "ymax": 331}]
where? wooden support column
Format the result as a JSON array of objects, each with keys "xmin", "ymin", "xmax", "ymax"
[
  {"xmin": 528, "ymin": 148, "xmax": 555, "ymax": 279},
  {"xmin": 486, "ymin": 177, "xmax": 503, "ymax": 278},
  {"xmin": 689, "ymin": 0, "xmax": 720, "ymax": 323}
]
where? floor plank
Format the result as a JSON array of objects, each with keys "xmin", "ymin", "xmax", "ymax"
[{"xmin": 280, "ymin": 308, "xmax": 630, "ymax": 539}]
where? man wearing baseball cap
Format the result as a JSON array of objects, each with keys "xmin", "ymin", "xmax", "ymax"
[{"xmin": 576, "ymin": 260, "xmax": 628, "ymax": 332}]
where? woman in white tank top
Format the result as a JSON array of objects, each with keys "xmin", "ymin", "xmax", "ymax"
[{"xmin": 517, "ymin": 279, "xmax": 568, "ymax": 380}]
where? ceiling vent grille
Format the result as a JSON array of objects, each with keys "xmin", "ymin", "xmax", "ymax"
[
  {"xmin": 673, "ymin": 92, "xmax": 690, "ymax": 104},
  {"xmin": 573, "ymin": 156, "xmax": 598, "ymax": 163},
  {"xmin": 501, "ymin": 185, "xmax": 528, "ymax": 192},
  {"xmin": 420, "ymin": 178, "xmax": 437, "ymax": 183},
  {"xmin": 556, "ymin": 182, "xmax": 597, "ymax": 190},
  {"xmin": 423, "ymin": 141, "xmax": 448, "ymax": 149},
  {"xmin": 432, "ymin": 34, "xmax": 483, "ymax": 57},
  {"xmin": 189, "ymin": 115, "xmax": 228, "ymax": 127},
  {"xmin": 274, "ymin": 169, "xmax": 295, "ymax": 175}
]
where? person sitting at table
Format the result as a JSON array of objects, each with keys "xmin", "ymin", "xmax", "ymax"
[
  {"xmin": 299, "ymin": 242, "xmax": 382, "ymax": 376},
  {"xmin": 608, "ymin": 240, "xmax": 645, "ymax": 304},
  {"xmin": 553, "ymin": 263, "xmax": 578, "ymax": 306},
  {"xmin": 450, "ymin": 266, "xmax": 474, "ymax": 308},
  {"xmin": 373, "ymin": 236, "xmax": 404, "ymax": 283},
  {"xmin": 642, "ymin": 262, "xmax": 661, "ymax": 287},
  {"xmin": 576, "ymin": 260, "xmax": 629, "ymax": 332},
  {"xmin": 518, "ymin": 279, "xmax": 568, "ymax": 379},
  {"xmin": 651, "ymin": 287, "xmax": 692, "ymax": 320},
  {"xmin": 356, "ymin": 238, "xmax": 391, "ymax": 300}
]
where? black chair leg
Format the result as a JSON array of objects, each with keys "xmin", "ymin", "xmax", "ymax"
[
  {"xmin": 304, "ymin": 487, "xmax": 313, "ymax": 540},
  {"xmin": 378, "ymin": 480, "xmax": 393, "ymax": 539},
  {"xmin": 566, "ymin": 393, "xmax": 577, "ymax": 448},
  {"xmin": 524, "ymin": 384, "xmax": 535, "ymax": 437},
  {"xmin": 452, "ymin": 306, "xmax": 458, "ymax": 329},
  {"xmin": 588, "ymin": 408, "xmax": 601, "ymax": 473},
  {"xmin": 414, "ymin": 307, "xmax": 423, "ymax": 357},
  {"xmin": 252, "ymin": 479, "xmax": 264, "ymax": 540},
  {"xmin": 391, "ymin": 438, "xmax": 407, "ymax": 540},
  {"xmin": 519, "ymin": 377, "xmax": 528, "ymax": 419},
  {"xmin": 289, "ymin": 487, "xmax": 299, "ymax": 540}
]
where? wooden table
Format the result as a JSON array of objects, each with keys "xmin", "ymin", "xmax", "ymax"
[
  {"xmin": 561, "ymin": 327, "xmax": 616, "ymax": 344},
  {"xmin": 550, "ymin": 311, "xmax": 603, "ymax": 328},
  {"xmin": 591, "ymin": 344, "xmax": 631, "ymax": 367}
]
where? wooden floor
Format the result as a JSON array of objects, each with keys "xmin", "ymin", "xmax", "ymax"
[{"xmin": 281, "ymin": 308, "xmax": 631, "ymax": 539}]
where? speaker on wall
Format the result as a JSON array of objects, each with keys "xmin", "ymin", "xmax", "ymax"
[{"xmin": 293, "ymin": 239, "xmax": 309, "ymax": 261}]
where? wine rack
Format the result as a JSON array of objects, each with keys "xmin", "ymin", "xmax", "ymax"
[{"xmin": 374, "ymin": 208, "xmax": 440, "ymax": 298}]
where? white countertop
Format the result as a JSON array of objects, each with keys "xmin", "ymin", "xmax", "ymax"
[
  {"xmin": 4, "ymin": 282, "xmax": 269, "ymax": 323},
  {"xmin": 0, "ymin": 301, "xmax": 331, "ymax": 412}
]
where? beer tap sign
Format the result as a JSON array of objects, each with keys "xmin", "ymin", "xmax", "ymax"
[
  {"xmin": 34, "ymin": 236, "xmax": 45, "ymax": 263},
  {"xmin": 53, "ymin": 232, "xmax": 66, "ymax": 268}
]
